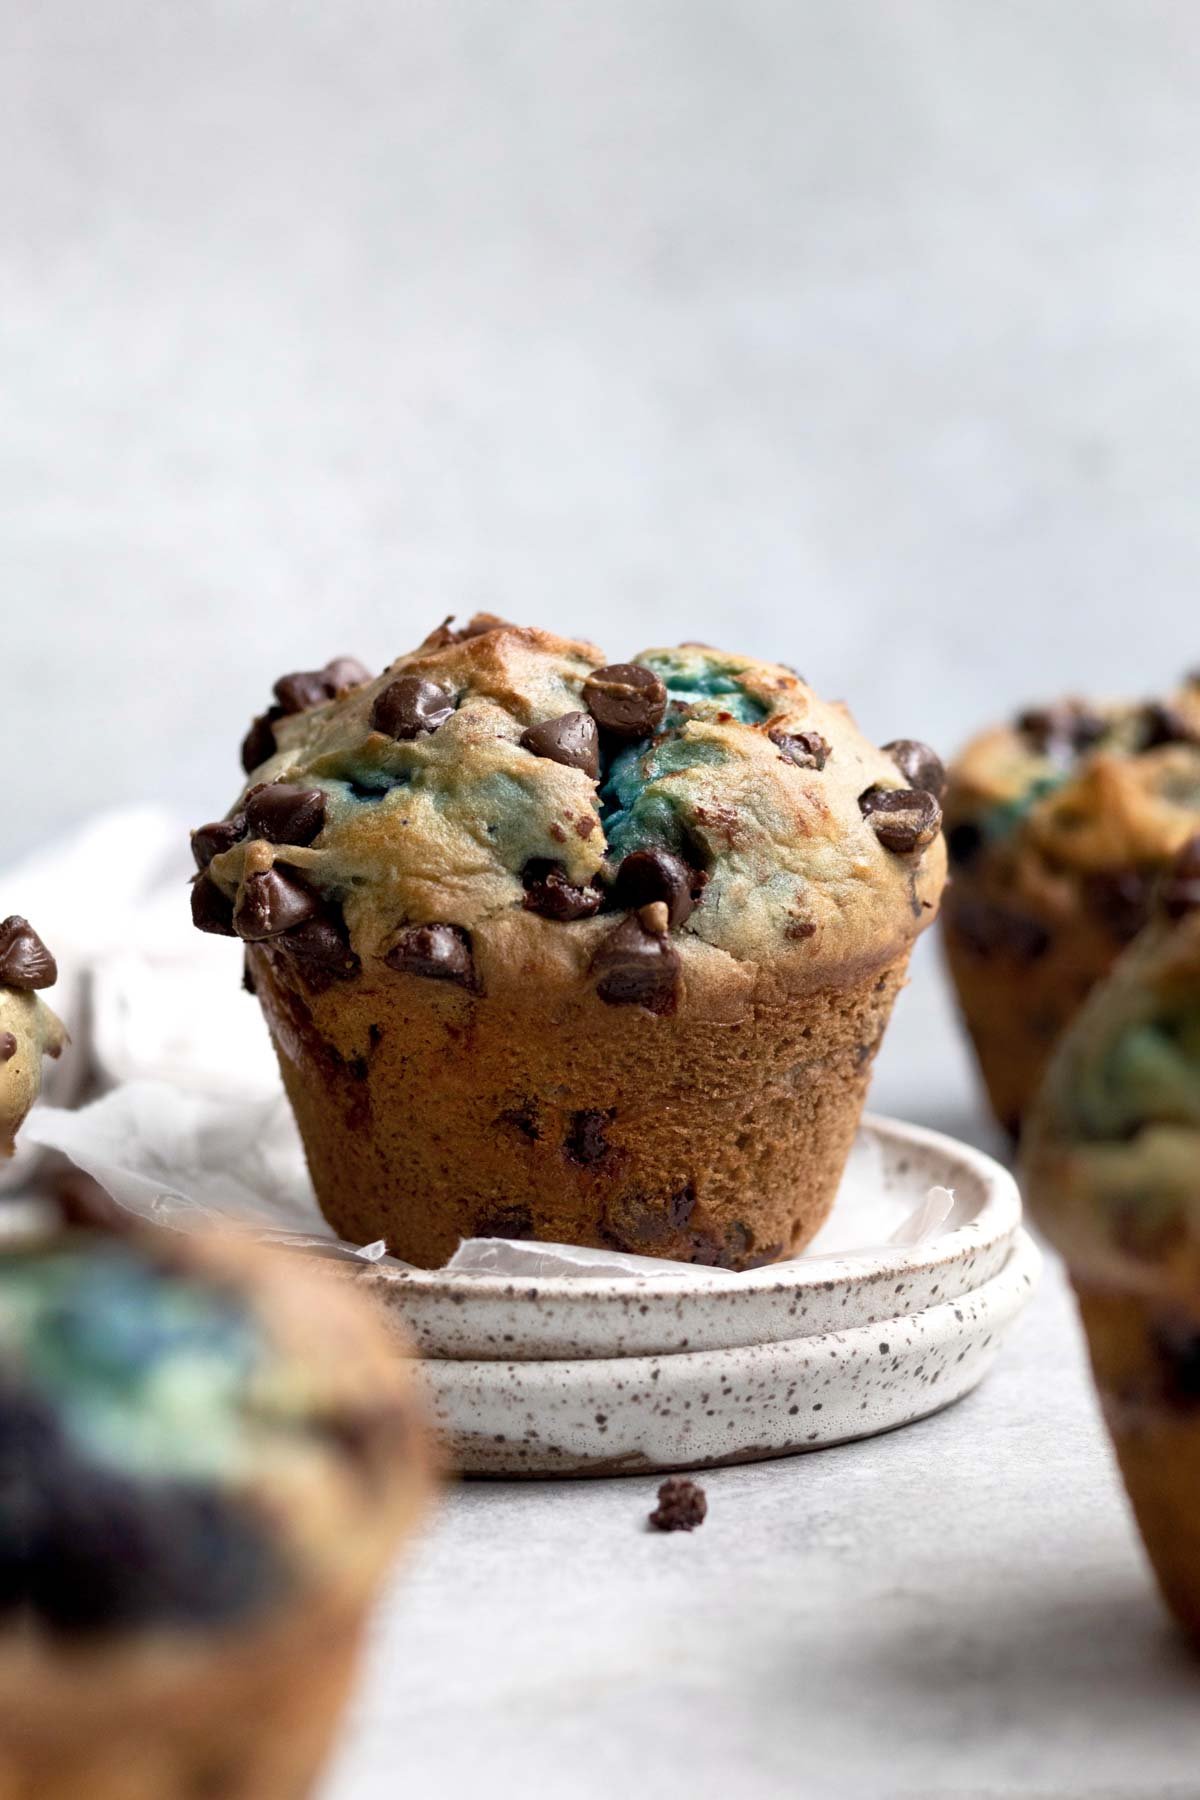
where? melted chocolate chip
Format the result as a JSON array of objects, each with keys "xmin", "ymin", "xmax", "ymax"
[
  {"xmin": 0, "ymin": 1032, "xmax": 16, "ymax": 1062},
  {"xmin": 582, "ymin": 663, "xmax": 667, "ymax": 741},
  {"xmin": 769, "ymin": 729, "xmax": 830, "ymax": 771},
  {"xmin": 592, "ymin": 916, "xmax": 681, "ymax": 1014},
  {"xmin": 882, "ymin": 739, "xmax": 946, "ymax": 799},
  {"xmin": 649, "ymin": 1476, "xmax": 706, "ymax": 1532},
  {"xmin": 244, "ymin": 784, "xmax": 326, "ymax": 847},
  {"xmin": 384, "ymin": 923, "xmax": 475, "ymax": 987},
  {"xmin": 1162, "ymin": 836, "xmax": 1200, "ymax": 920},
  {"xmin": 190, "ymin": 877, "xmax": 237, "ymax": 937},
  {"xmin": 1017, "ymin": 702, "xmax": 1108, "ymax": 758},
  {"xmin": 520, "ymin": 711, "xmax": 601, "ymax": 778},
  {"xmin": 275, "ymin": 909, "xmax": 360, "ymax": 983},
  {"xmin": 521, "ymin": 860, "xmax": 604, "ymax": 922},
  {"xmin": 564, "ymin": 1108, "xmax": 614, "ymax": 1167},
  {"xmin": 273, "ymin": 656, "xmax": 371, "ymax": 716},
  {"xmin": 1139, "ymin": 702, "xmax": 1200, "ymax": 751},
  {"xmin": 858, "ymin": 786, "xmax": 942, "ymax": 854},
  {"xmin": 370, "ymin": 676, "xmax": 456, "ymax": 740},
  {"xmin": 321, "ymin": 656, "xmax": 373, "ymax": 694},
  {"xmin": 0, "ymin": 918, "xmax": 57, "ymax": 990},
  {"xmin": 241, "ymin": 706, "xmax": 284, "ymax": 774},
  {"xmin": 612, "ymin": 849, "xmax": 697, "ymax": 928},
  {"xmin": 233, "ymin": 868, "xmax": 321, "ymax": 940},
  {"xmin": 191, "ymin": 815, "xmax": 247, "ymax": 872}
]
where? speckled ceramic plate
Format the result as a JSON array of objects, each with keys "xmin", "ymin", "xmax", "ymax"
[
  {"xmin": 413, "ymin": 1228, "xmax": 1040, "ymax": 1477},
  {"xmin": 354, "ymin": 1115, "xmax": 1022, "ymax": 1361}
]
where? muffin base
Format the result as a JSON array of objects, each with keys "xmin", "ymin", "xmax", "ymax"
[
  {"xmin": 250, "ymin": 942, "xmax": 913, "ymax": 1270},
  {"xmin": 1074, "ymin": 1280, "xmax": 1200, "ymax": 1643},
  {"xmin": 0, "ymin": 1592, "xmax": 371, "ymax": 1800}
]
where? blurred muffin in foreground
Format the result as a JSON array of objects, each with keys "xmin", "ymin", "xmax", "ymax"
[
  {"xmin": 191, "ymin": 617, "xmax": 946, "ymax": 1269},
  {"xmin": 0, "ymin": 1228, "xmax": 432, "ymax": 1800},
  {"xmin": 1023, "ymin": 837, "xmax": 1200, "ymax": 1639},
  {"xmin": 943, "ymin": 676, "xmax": 1200, "ymax": 1137}
]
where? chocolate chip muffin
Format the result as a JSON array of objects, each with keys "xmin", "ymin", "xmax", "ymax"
[
  {"xmin": 0, "ymin": 918, "xmax": 66, "ymax": 1157},
  {"xmin": 0, "ymin": 1228, "xmax": 432, "ymax": 1799},
  {"xmin": 191, "ymin": 617, "xmax": 946, "ymax": 1269},
  {"xmin": 943, "ymin": 678, "xmax": 1200, "ymax": 1138},
  {"xmin": 1022, "ymin": 838, "xmax": 1200, "ymax": 1639}
]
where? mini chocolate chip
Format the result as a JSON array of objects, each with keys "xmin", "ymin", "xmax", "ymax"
[
  {"xmin": 858, "ymin": 786, "xmax": 942, "ymax": 853},
  {"xmin": 244, "ymin": 784, "xmax": 326, "ymax": 847},
  {"xmin": 1162, "ymin": 836, "xmax": 1200, "ymax": 920},
  {"xmin": 612, "ymin": 849, "xmax": 697, "ymax": 928},
  {"xmin": 190, "ymin": 876, "xmax": 237, "ymax": 938},
  {"xmin": 769, "ymin": 728, "xmax": 830, "ymax": 771},
  {"xmin": 384, "ymin": 923, "xmax": 474, "ymax": 987},
  {"xmin": 1139, "ymin": 702, "xmax": 1200, "ymax": 751},
  {"xmin": 521, "ymin": 860, "xmax": 604, "ymax": 922},
  {"xmin": 564, "ymin": 1108, "xmax": 614, "ymax": 1167},
  {"xmin": 241, "ymin": 706, "xmax": 284, "ymax": 774},
  {"xmin": 882, "ymin": 739, "xmax": 946, "ymax": 799},
  {"xmin": 233, "ymin": 868, "xmax": 321, "ymax": 940},
  {"xmin": 1016, "ymin": 703, "xmax": 1107, "ymax": 758},
  {"xmin": 582, "ymin": 663, "xmax": 667, "ymax": 741},
  {"xmin": 276, "ymin": 910, "xmax": 360, "ymax": 981},
  {"xmin": 592, "ymin": 916, "xmax": 681, "ymax": 1014},
  {"xmin": 649, "ymin": 1477, "xmax": 706, "ymax": 1532},
  {"xmin": 273, "ymin": 656, "xmax": 371, "ymax": 716},
  {"xmin": 520, "ymin": 711, "xmax": 601, "ymax": 778},
  {"xmin": 191, "ymin": 815, "xmax": 247, "ymax": 872},
  {"xmin": 0, "ymin": 917, "xmax": 57, "ymax": 990},
  {"xmin": 370, "ymin": 676, "xmax": 456, "ymax": 740},
  {"xmin": 0, "ymin": 1032, "xmax": 16, "ymax": 1061},
  {"xmin": 946, "ymin": 820, "xmax": 985, "ymax": 868},
  {"xmin": 1083, "ymin": 868, "xmax": 1153, "ymax": 943}
]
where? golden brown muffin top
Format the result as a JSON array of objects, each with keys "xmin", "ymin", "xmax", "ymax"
[
  {"xmin": 190, "ymin": 616, "xmax": 946, "ymax": 1007},
  {"xmin": 1022, "ymin": 838, "xmax": 1200, "ymax": 1296}
]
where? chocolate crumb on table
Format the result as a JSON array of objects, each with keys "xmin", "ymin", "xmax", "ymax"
[{"xmin": 648, "ymin": 1476, "xmax": 707, "ymax": 1532}]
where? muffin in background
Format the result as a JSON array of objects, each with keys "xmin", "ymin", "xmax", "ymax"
[
  {"xmin": 191, "ymin": 617, "xmax": 947, "ymax": 1269},
  {"xmin": 942, "ymin": 676, "xmax": 1200, "ymax": 1138},
  {"xmin": 1022, "ymin": 837, "xmax": 1200, "ymax": 1640},
  {"xmin": 0, "ymin": 1227, "xmax": 432, "ymax": 1800}
]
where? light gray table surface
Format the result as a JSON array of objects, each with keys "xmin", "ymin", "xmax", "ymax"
[{"xmin": 317, "ymin": 946, "xmax": 1200, "ymax": 1800}]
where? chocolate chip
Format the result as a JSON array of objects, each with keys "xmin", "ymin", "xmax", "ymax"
[
  {"xmin": 564, "ymin": 1109, "xmax": 614, "ymax": 1167},
  {"xmin": 191, "ymin": 815, "xmax": 247, "ymax": 872},
  {"xmin": 592, "ymin": 916, "xmax": 681, "ymax": 1014},
  {"xmin": 233, "ymin": 868, "xmax": 321, "ymax": 940},
  {"xmin": 769, "ymin": 729, "xmax": 830, "ymax": 771},
  {"xmin": 190, "ymin": 877, "xmax": 237, "ymax": 938},
  {"xmin": 648, "ymin": 1477, "xmax": 706, "ymax": 1532},
  {"xmin": 1139, "ymin": 702, "xmax": 1200, "ymax": 751},
  {"xmin": 499, "ymin": 1101, "xmax": 540, "ymax": 1141},
  {"xmin": 0, "ymin": 1032, "xmax": 16, "ymax": 1062},
  {"xmin": 384, "ymin": 923, "xmax": 475, "ymax": 987},
  {"xmin": 370, "ymin": 676, "xmax": 456, "ymax": 740},
  {"xmin": 244, "ymin": 784, "xmax": 326, "ymax": 847},
  {"xmin": 1162, "ymin": 836, "xmax": 1200, "ymax": 920},
  {"xmin": 1016, "ymin": 703, "xmax": 1107, "ymax": 758},
  {"xmin": 241, "ymin": 707, "xmax": 284, "ymax": 774},
  {"xmin": 946, "ymin": 820, "xmax": 985, "ymax": 869},
  {"xmin": 582, "ymin": 663, "xmax": 667, "ymax": 741},
  {"xmin": 882, "ymin": 739, "xmax": 946, "ymax": 799},
  {"xmin": 425, "ymin": 613, "xmax": 513, "ymax": 647},
  {"xmin": 474, "ymin": 1204, "xmax": 535, "ymax": 1239},
  {"xmin": 612, "ymin": 849, "xmax": 698, "ymax": 928},
  {"xmin": 858, "ymin": 786, "xmax": 942, "ymax": 853},
  {"xmin": 275, "ymin": 909, "xmax": 360, "ymax": 982},
  {"xmin": 520, "ymin": 711, "xmax": 601, "ymax": 778},
  {"xmin": 947, "ymin": 897, "xmax": 1051, "ymax": 962},
  {"xmin": 0, "ymin": 918, "xmax": 57, "ymax": 990},
  {"xmin": 600, "ymin": 1184, "xmax": 697, "ymax": 1253},
  {"xmin": 521, "ymin": 860, "xmax": 604, "ymax": 922},
  {"xmin": 273, "ymin": 656, "xmax": 372, "ymax": 716},
  {"xmin": 1083, "ymin": 868, "xmax": 1153, "ymax": 943}
]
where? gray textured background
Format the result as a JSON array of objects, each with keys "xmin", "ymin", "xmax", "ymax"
[{"xmin": 5, "ymin": 0, "xmax": 1198, "ymax": 861}]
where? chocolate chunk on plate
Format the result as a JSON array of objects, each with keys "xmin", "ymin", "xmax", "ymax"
[{"xmin": 648, "ymin": 1477, "xmax": 706, "ymax": 1532}]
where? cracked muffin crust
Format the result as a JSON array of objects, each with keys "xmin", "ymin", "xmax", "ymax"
[
  {"xmin": 943, "ymin": 676, "xmax": 1200, "ymax": 1137},
  {"xmin": 191, "ymin": 616, "xmax": 946, "ymax": 1268},
  {"xmin": 1022, "ymin": 838, "xmax": 1200, "ymax": 1639}
]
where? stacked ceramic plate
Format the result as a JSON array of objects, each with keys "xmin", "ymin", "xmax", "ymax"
[{"xmin": 352, "ymin": 1115, "xmax": 1039, "ymax": 1477}]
